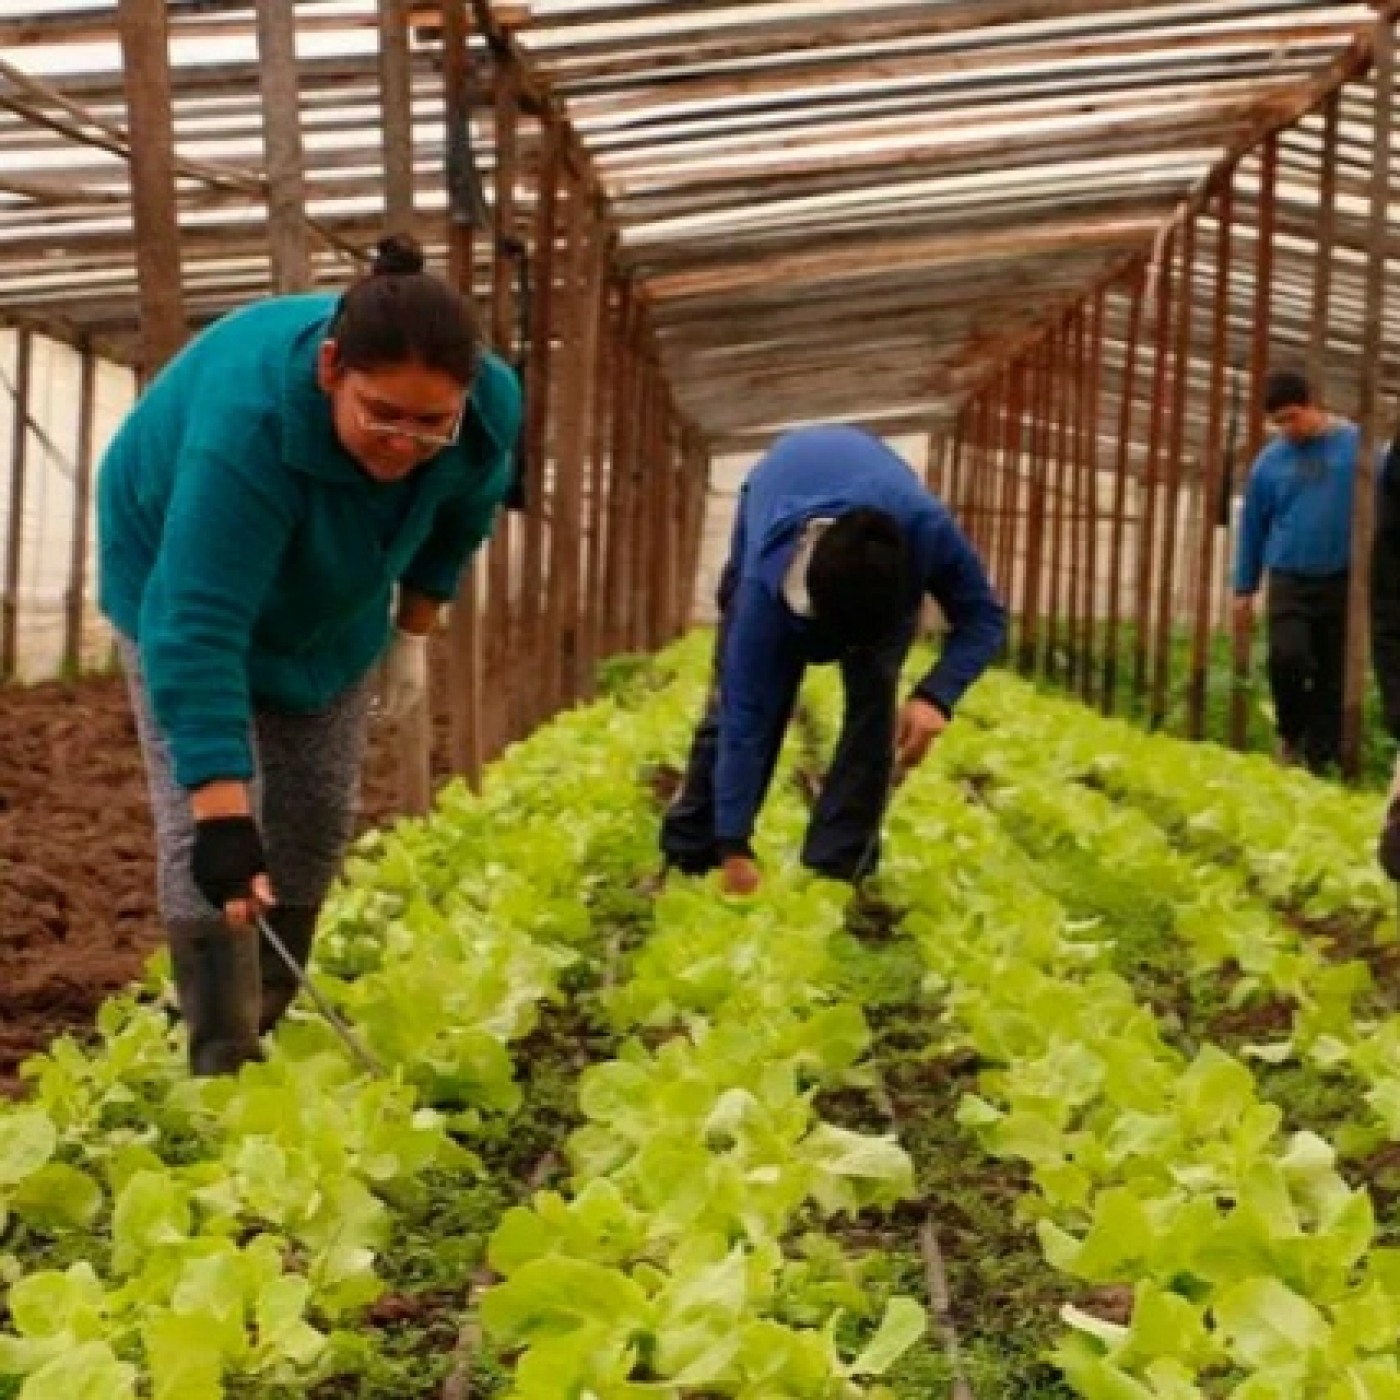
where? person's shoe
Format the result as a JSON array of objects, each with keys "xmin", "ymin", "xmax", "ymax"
[
  {"xmin": 1276, "ymin": 739, "xmax": 1302, "ymax": 768},
  {"xmin": 257, "ymin": 905, "xmax": 320, "ymax": 1035},
  {"xmin": 167, "ymin": 919, "xmax": 264, "ymax": 1076}
]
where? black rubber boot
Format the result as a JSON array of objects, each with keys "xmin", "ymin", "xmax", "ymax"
[
  {"xmin": 166, "ymin": 919, "xmax": 264, "ymax": 1076},
  {"xmin": 257, "ymin": 905, "xmax": 320, "ymax": 1035}
]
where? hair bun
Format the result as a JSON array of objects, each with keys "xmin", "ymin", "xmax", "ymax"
[{"xmin": 371, "ymin": 233, "xmax": 425, "ymax": 277}]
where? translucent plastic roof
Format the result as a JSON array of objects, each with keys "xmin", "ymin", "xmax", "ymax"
[{"xmin": 0, "ymin": 1, "xmax": 1389, "ymax": 447}]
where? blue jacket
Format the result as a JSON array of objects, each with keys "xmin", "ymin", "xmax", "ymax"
[
  {"xmin": 716, "ymin": 426, "xmax": 1006, "ymax": 846},
  {"xmin": 1233, "ymin": 422, "xmax": 1359, "ymax": 593},
  {"xmin": 98, "ymin": 294, "xmax": 520, "ymax": 790}
]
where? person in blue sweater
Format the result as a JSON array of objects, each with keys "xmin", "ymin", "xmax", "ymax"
[
  {"xmin": 98, "ymin": 235, "xmax": 521, "ymax": 1074},
  {"xmin": 660, "ymin": 425, "xmax": 1006, "ymax": 896},
  {"xmin": 1232, "ymin": 370, "xmax": 1358, "ymax": 774}
]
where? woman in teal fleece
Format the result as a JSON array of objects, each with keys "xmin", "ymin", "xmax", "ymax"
[{"xmin": 98, "ymin": 235, "xmax": 521, "ymax": 1074}]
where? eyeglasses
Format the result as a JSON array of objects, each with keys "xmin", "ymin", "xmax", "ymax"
[{"xmin": 353, "ymin": 393, "xmax": 466, "ymax": 451}]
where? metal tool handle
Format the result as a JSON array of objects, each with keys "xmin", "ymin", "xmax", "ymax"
[{"xmin": 255, "ymin": 913, "xmax": 385, "ymax": 1078}]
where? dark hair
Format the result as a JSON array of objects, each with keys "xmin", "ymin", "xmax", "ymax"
[
  {"xmin": 806, "ymin": 508, "xmax": 910, "ymax": 645},
  {"xmin": 329, "ymin": 234, "xmax": 479, "ymax": 384},
  {"xmin": 1263, "ymin": 369, "xmax": 1312, "ymax": 413}
]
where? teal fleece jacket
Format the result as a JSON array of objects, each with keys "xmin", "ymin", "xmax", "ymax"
[{"xmin": 98, "ymin": 293, "xmax": 520, "ymax": 790}]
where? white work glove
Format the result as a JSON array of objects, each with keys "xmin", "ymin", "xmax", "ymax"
[{"xmin": 378, "ymin": 627, "xmax": 429, "ymax": 723}]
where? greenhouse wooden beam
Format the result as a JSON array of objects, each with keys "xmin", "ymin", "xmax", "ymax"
[
  {"xmin": 378, "ymin": 0, "xmax": 417, "ymax": 235},
  {"xmin": 1080, "ymin": 289, "xmax": 1106, "ymax": 703},
  {"xmin": 1230, "ymin": 137, "xmax": 1278, "ymax": 750},
  {"xmin": 482, "ymin": 53, "xmax": 520, "ymax": 760},
  {"xmin": 524, "ymin": 0, "xmax": 1241, "ymax": 76},
  {"xmin": 0, "ymin": 330, "xmax": 32, "ymax": 681},
  {"xmin": 441, "ymin": 0, "xmax": 481, "ymax": 799},
  {"xmin": 608, "ymin": 106, "xmax": 1260, "ymax": 201},
  {"xmin": 63, "ymin": 344, "xmax": 98, "ymax": 677},
  {"xmin": 580, "ymin": 266, "xmax": 617, "ymax": 693},
  {"xmin": 256, "ymin": 1, "xmax": 311, "ymax": 293},
  {"xmin": 118, "ymin": 0, "xmax": 187, "ymax": 375},
  {"xmin": 1188, "ymin": 177, "xmax": 1235, "ymax": 740},
  {"xmin": 1342, "ymin": 7, "xmax": 1392, "ymax": 777},
  {"xmin": 1102, "ymin": 265, "xmax": 1147, "ymax": 714},
  {"xmin": 1308, "ymin": 94, "xmax": 1340, "ymax": 396},
  {"xmin": 646, "ymin": 217, "xmax": 1161, "ymax": 303},
  {"xmin": 568, "ymin": 21, "xmax": 1354, "ymax": 118},
  {"xmin": 544, "ymin": 168, "xmax": 593, "ymax": 709},
  {"xmin": 1150, "ymin": 214, "xmax": 1196, "ymax": 727},
  {"xmin": 0, "ymin": 56, "xmax": 364, "ymax": 263},
  {"xmin": 519, "ymin": 116, "xmax": 563, "ymax": 728}
]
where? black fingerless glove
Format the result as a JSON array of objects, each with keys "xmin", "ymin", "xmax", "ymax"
[{"xmin": 191, "ymin": 815, "xmax": 267, "ymax": 908}]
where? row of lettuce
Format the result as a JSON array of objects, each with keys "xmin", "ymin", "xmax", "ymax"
[
  {"xmin": 0, "ymin": 638, "xmax": 926, "ymax": 1400},
  {"xmin": 802, "ymin": 664, "xmax": 1400, "ymax": 1398},
  {"xmin": 3, "ymin": 635, "xmax": 1397, "ymax": 1398}
]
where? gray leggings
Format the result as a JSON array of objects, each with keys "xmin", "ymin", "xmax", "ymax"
[{"xmin": 118, "ymin": 637, "xmax": 371, "ymax": 922}]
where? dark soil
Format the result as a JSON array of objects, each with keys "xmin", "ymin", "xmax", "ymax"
[{"xmin": 0, "ymin": 671, "xmax": 419, "ymax": 1094}]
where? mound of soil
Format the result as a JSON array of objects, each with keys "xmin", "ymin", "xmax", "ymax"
[{"xmin": 0, "ymin": 673, "xmax": 410, "ymax": 1095}]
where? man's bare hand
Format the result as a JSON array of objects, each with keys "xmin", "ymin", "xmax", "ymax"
[
  {"xmin": 720, "ymin": 856, "xmax": 761, "ymax": 896},
  {"xmin": 1232, "ymin": 594, "xmax": 1256, "ymax": 632},
  {"xmin": 895, "ymin": 697, "xmax": 949, "ymax": 772}
]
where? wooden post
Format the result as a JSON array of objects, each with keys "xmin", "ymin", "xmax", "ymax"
[
  {"xmin": 1046, "ymin": 322, "xmax": 1071, "ymax": 682},
  {"xmin": 521, "ymin": 119, "xmax": 562, "ymax": 722},
  {"xmin": 1306, "ymin": 94, "xmax": 1339, "ymax": 400},
  {"xmin": 1000, "ymin": 362, "xmax": 1028, "ymax": 664},
  {"xmin": 544, "ymin": 166, "xmax": 596, "ymax": 710},
  {"xmin": 1150, "ymin": 216, "xmax": 1196, "ymax": 727},
  {"xmin": 1188, "ymin": 183, "xmax": 1234, "ymax": 739},
  {"xmin": 1, "ymin": 329, "xmax": 32, "ymax": 680},
  {"xmin": 579, "ymin": 267, "xmax": 615, "ymax": 693},
  {"xmin": 1103, "ymin": 266, "xmax": 1147, "ymax": 714},
  {"xmin": 117, "ymin": 0, "xmax": 186, "ymax": 374},
  {"xmin": 1081, "ymin": 290, "xmax": 1105, "ymax": 703},
  {"xmin": 378, "ymin": 0, "xmax": 416, "ymax": 234},
  {"xmin": 678, "ymin": 434, "xmax": 709, "ymax": 634},
  {"xmin": 1343, "ymin": 16, "xmax": 1392, "ymax": 776},
  {"xmin": 483, "ymin": 53, "xmax": 520, "ymax": 758},
  {"xmin": 256, "ymin": 0, "xmax": 310, "ymax": 293},
  {"xmin": 1065, "ymin": 310, "xmax": 1086, "ymax": 692},
  {"xmin": 1133, "ymin": 229, "xmax": 1175, "ymax": 710},
  {"xmin": 1232, "ymin": 135, "xmax": 1278, "ymax": 751},
  {"xmin": 1018, "ymin": 344, "xmax": 1051, "ymax": 676},
  {"xmin": 632, "ymin": 361, "xmax": 660, "ymax": 651},
  {"xmin": 62, "ymin": 340, "xmax": 98, "ymax": 676},
  {"xmin": 603, "ymin": 287, "xmax": 640, "ymax": 657},
  {"xmin": 945, "ymin": 412, "xmax": 966, "ymax": 520},
  {"xmin": 994, "ymin": 365, "xmax": 1022, "ymax": 622},
  {"xmin": 438, "ymin": 0, "xmax": 476, "ymax": 801},
  {"xmin": 652, "ymin": 410, "xmax": 678, "ymax": 647}
]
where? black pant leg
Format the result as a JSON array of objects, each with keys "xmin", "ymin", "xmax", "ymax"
[
  {"xmin": 1265, "ymin": 573, "xmax": 1317, "ymax": 751},
  {"xmin": 1303, "ymin": 574, "xmax": 1349, "ymax": 771},
  {"xmin": 660, "ymin": 560, "xmax": 737, "ymax": 873},
  {"xmin": 801, "ymin": 636, "xmax": 907, "ymax": 881}
]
